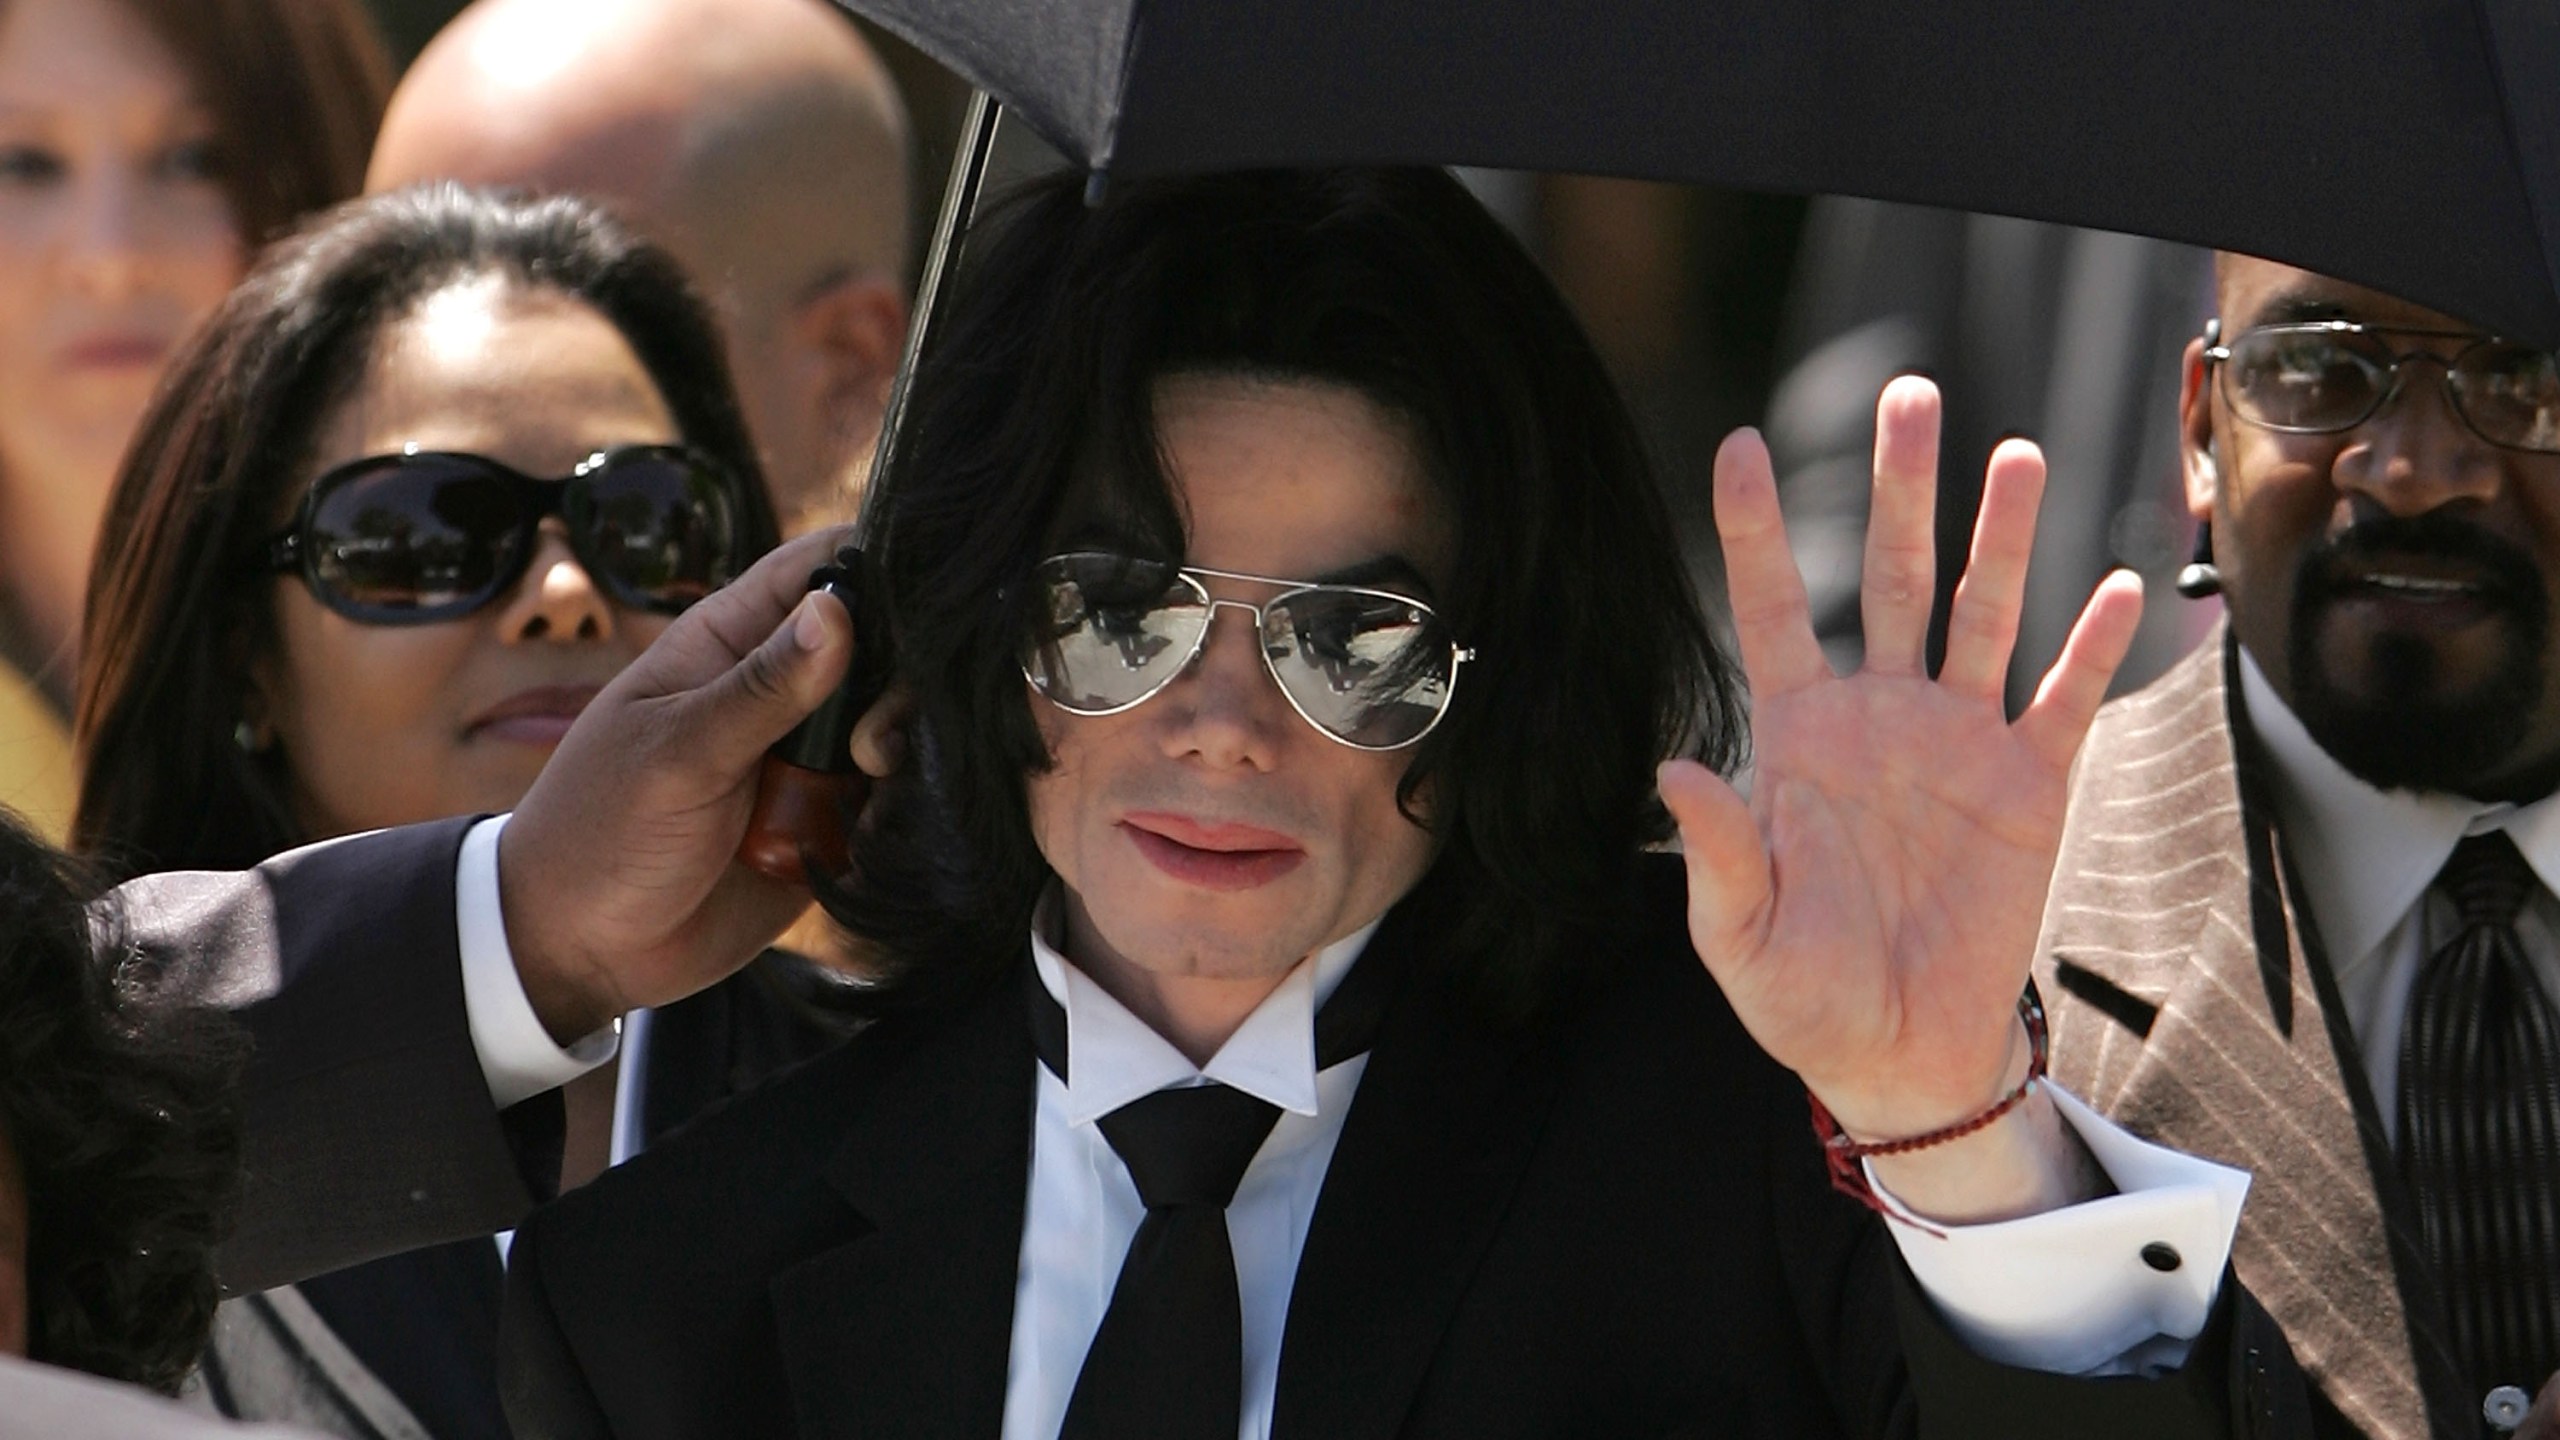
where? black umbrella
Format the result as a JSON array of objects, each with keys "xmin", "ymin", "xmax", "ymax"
[
  {"xmin": 739, "ymin": 0, "xmax": 2560, "ymax": 876},
  {"xmin": 845, "ymin": 0, "xmax": 2560, "ymax": 346}
]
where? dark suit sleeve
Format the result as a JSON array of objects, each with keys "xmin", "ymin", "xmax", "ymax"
[
  {"xmin": 496, "ymin": 1214, "xmax": 613, "ymax": 1440},
  {"xmin": 102, "ymin": 818, "xmax": 552, "ymax": 1294},
  {"xmin": 1893, "ymin": 1259, "xmax": 2307, "ymax": 1439}
]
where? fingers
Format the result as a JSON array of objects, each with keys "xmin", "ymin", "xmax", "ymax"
[
  {"xmin": 2013, "ymin": 569, "xmax": 2145, "ymax": 773},
  {"xmin": 675, "ymin": 587, "xmax": 858, "ymax": 781},
  {"xmin": 630, "ymin": 527, "xmax": 855, "ymax": 696},
  {"xmin": 1936, "ymin": 438, "xmax": 2047, "ymax": 700},
  {"xmin": 1712, "ymin": 428, "xmax": 1831, "ymax": 699},
  {"xmin": 850, "ymin": 683, "xmax": 915, "ymax": 779},
  {"xmin": 1658, "ymin": 758, "xmax": 1772, "ymax": 975},
  {"xmin": 1860, "ymin": 376, "xmax": 1943, "ymax": 678}
]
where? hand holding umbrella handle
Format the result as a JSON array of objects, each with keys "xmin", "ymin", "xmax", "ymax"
[{"xmin": 737, "ymin": 548, "xmax": 892, "ymax": 884}]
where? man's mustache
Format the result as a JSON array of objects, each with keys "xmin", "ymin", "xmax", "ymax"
[{"xmin": 2294, "ymin": 511, "xmax": 2547, "ymax": 613}]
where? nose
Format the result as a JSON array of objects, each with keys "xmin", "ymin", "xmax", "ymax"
[
  {"xmin": 491, "ymin": 521, "xmax": 617, "ymax": 643},
  {"xmin": 56, "ymin": 164, "xmax": 148, "ymax": 303},
  {"xmin": 2329, "ymin": 357, "xmax": 2507, "ymax": 518},
  {"xmin": 1153, "ymin": 601, "xmax": 1288, "ymax": 771}
]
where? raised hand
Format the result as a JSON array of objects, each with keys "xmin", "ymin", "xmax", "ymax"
[
  {"xmin": 1661, "ymin": 375, "xmax": 2143, "ymax": 1221},
  {"xmin": 498, "ymin": 526, "xmax": 887, "ymax": 1043}
]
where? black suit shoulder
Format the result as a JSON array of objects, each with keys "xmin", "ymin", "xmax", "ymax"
[{"xmin": 505, "ymin": 991, "xmax": 1015, "ymax": 1440}]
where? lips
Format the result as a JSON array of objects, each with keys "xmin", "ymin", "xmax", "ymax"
[
  {"xmin": 464, "ymin": 685, "xmax": 601, "ymax": 746},
  {"xmin": 2314, "ymin": 548, "xmax": 2513, "ymax": 630},
  {"xmin": 57, "ymin": 333, "xmax": 171, "ymax": 371},
  {"xmin": 1119, "ymin": 810, "xmax": 1306, "ymax": 891}
]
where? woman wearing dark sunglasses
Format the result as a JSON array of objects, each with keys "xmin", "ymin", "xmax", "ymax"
[{"xmin": 67, "ymin": 184, "xmax": 856, "ymax": 1440}]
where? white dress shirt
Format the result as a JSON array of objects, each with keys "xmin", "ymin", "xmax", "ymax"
[
  {"xmin": 455, "ymin": 815, "xmax": 620, "ymax": 1110},
  {"xmin": 2237, "ymin": 650, "xmax": 2560, "ymax": 1140}
]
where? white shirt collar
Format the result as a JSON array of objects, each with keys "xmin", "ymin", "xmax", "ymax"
[
  {"xmin": 1027, "ymin": 886, "xmax": 1381, "ymax": 1128},
  {"xmin": 2235, "ymin": 645, "xmax": 2560, "ymax": 970}
]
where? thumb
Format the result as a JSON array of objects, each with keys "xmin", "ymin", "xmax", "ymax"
[
  {"xmin": 1658, "ymin": 759, "xmax": 1771, "ymax": 971},
  {"xmin": 678, "ymin": 589, "xmax": 856, "ymax": 779}
]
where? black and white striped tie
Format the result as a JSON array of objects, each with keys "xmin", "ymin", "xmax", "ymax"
[{"xmin": 2399, "ymin": 830, "xmax": 2560, "ymax": 1401}]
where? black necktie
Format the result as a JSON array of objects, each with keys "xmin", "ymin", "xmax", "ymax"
[
  {"xmin": 1031, "ymin": 945, "xmax": 1399, "ymax": 1440},
  {"xmin": 2397, "ymin": 831, "xmax": 2560, "ymax": 1399}
]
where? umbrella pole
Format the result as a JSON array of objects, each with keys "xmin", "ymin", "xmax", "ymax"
[
  {"xmin": 735, "ymin": 90, "xmax": 1005, "ymax": 884},
  {"xmin": 854, "ymin": 89, "xmax": 1002, "ymax": 546}
]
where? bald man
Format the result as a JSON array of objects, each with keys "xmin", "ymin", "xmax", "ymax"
[{"xmin": 368, "ymin": 0, "xmax": 912, "ymax": 534}]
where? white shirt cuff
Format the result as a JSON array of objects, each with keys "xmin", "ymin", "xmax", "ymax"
[
  {"xmin": 458, "ymin": 813, "xmax": 617, "ymax": 1110},
  {"xmin": 1876, "ymin": 1082, "xmax": 2249, "ymax": 1377}
]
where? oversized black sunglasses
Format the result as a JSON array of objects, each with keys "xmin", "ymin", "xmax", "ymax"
[
  {"xmin": 1021, "ymin": 551, "xmax": 1475, "ymax": 751},
  {"xmin": 266, "ymin": 444, "xmax": 749, "ymax": 625},
  {"xmin": 2204, "ymin": 318, "xmax": 2560, "ymax": 455}
]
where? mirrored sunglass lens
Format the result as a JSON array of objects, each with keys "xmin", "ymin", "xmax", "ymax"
[
  {"xmin": 576, "ymin": 451, "xmax": 740, "ymax": 606},
  {"xmin": 1023, "ymin": 555, "xmax": 1206, "ymax": 712},
  {"xmin": 1262, "ymin": 589, "xmax": 1450, "ymax": 747},
  {"xmin": 307, "ymin": 459, "xmax": 514, "ymax": 612},
  {"xmin": 2227, "ymin": 330, "xmax": 2387, "ymax": 430},
  {"xmin": 2455, "ymin": 344, "xmax": 2560, "ymax": 452}
]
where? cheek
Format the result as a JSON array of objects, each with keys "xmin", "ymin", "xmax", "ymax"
[
  {"xmin": 1023, "ymin": 700, "xmax": 1097, "ymax": 884},
  {"xmin": 158, "ymin": 214, "xmax": 242, "ymax": 315},
  {"xmin": 1335, "ymin": 756, "xmax": 1434, "ymax": 886},
  {"xmin": 267, "ymin": 600, "xmax": 478, "ymax": 830}
]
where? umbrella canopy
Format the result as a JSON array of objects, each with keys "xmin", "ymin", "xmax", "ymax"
[{"xmin": 840, "ymin": 0, "xmax": 2560, "ymax": 346}]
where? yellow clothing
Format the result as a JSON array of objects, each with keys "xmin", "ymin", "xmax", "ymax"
[{"xmin": 0, "ymin": 661, "xmax": 73, "ymax": 842}]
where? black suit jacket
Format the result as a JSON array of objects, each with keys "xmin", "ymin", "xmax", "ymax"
[
  {"xmin": 502, "ymin": 857, "xmax": 2307, "ymax": 1440},
  {"xmin": 105, "ymin": 818, "xmax": 860, "ymax": 1297},
  {"xmin": 106, "ymin": 818, "xmax": 534, "ymax": 1295}
]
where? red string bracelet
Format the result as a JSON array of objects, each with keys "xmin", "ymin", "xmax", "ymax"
[{"xmin": 1805, "ymin": 991, "xmax": 2048, "ymax": 1238}]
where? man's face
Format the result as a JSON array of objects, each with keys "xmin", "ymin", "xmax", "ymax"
[
  {"xmin": 1025, "ymin": 374, "xmax": 1450, "ymax": 990},
  {"xmin": 2186, "ymin": 257, "xmax": 2560, "ymax": 798}
]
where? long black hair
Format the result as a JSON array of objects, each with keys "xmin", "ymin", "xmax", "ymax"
[
  {"xmin": 0, "ymin": 809, "xmax": 244, "ymax": 1392},
  {"xmin": 74, "ymin": 183, "xmax": 781, "ymax": 880},
  {"xmin": 829, "ymin": 167, "xmax": 1742, "ymax": 1019}
]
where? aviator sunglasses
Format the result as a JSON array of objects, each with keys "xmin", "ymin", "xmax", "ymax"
[
  {"xmin": 2204, "ymin": 318, "xmax": 2560, "ymax": 454},
  {"xmin": 267, "ymin": 444, "xmax": 749, "ymax": 624},
  {"xmin": 1021, "ymin": 551, "xmax": 1476, "ymax": 751}
]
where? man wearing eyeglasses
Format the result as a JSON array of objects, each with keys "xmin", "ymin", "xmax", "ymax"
[{"xmin": 2036, "ymin": 254, "xmax": 2560, "ymax": 1439}]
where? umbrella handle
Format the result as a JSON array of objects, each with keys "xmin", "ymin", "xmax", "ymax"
[{"xmin": 737, "ymin": 553, "xmax": 887, "ymax": 884}]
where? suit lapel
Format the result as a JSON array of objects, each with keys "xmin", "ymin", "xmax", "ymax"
[
  {"xmin": 769, "ymin": 977, "xmax": 1035, "ymax": 1440},
  {"xmin": 2037, "ymin": 634, "xmax": 2471, "ymax": 1438},
  {"xmin": 1271, "ymin": 914, "xmax": 1566, "ymax": 1440}
]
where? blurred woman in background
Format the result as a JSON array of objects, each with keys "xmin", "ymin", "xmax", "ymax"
[
  {"xmin": 74, "ymin": 183, "xmax": 853, "ymax": 1439},
  {"xmin": 0, "ymin": 0, "xmax": 388, "ymax": 835}
]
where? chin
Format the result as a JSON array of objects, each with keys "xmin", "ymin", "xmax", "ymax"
[
  {"xmin": 2291, "ymin": 630, "xmax": 2545, "ymax": 794},
  {"xmin": 1093, "ymin": 877, "xmax": 1330, "ymax": 981}
]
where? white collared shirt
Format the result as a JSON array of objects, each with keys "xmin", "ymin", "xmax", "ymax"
[
  {"xmin": 1000, "ymin": 894, "xmax": 1376, "ymax": 1440},
  {"xmin": 987, "ymin": 890, "xmax": 2246, "ymax": 1439},
  {"xmin": 2237, "ymin": 649, "xmax": 2560, "ymax": 1138}
]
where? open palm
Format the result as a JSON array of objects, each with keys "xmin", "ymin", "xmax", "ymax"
[{"xmin": 1664, "ymin": 376, "xmax": 2144, "ymax": 1143}]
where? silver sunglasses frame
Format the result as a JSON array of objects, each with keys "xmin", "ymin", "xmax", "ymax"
[
  {"xmin": 2201, "ymin": 317, "xmax": 2560, "ymax": 454},
  {"xmin": 1021, "ymin": 552, "xmax": 1477, "ymax": 752}
]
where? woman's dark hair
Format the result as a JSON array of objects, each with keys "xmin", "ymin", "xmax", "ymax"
[
  {"xmin": 0, "ymin": 807, "xmax": 243, "ymax": 1392},
  {"xmin": 832, "ymin": 167, "xmax": 1744, "ymax": 1018},
  {"xmin": 103, "ymin": 0, "xmax": 394, "ymax": 244},
  {"xmin": 72, "ymin": 183, "xmax": 781, "ymax": 880}
]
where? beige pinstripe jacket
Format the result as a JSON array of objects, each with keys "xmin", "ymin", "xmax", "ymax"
[{"xmin": 2036, "ymin": 628, "xmax": 2471, "ymax": 1440}]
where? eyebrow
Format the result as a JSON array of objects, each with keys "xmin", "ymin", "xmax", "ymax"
[
  {"xmin": 2244, "ymin": 292, "xmax": 2360, "ymax": 327},
  {"xmin": 1310, "ymin": 554, "xmax": 1436, "ymax": 597},
  {"xmin": 1051, "ymin": 534, "xmax": 1438, "ymax": 598}
]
